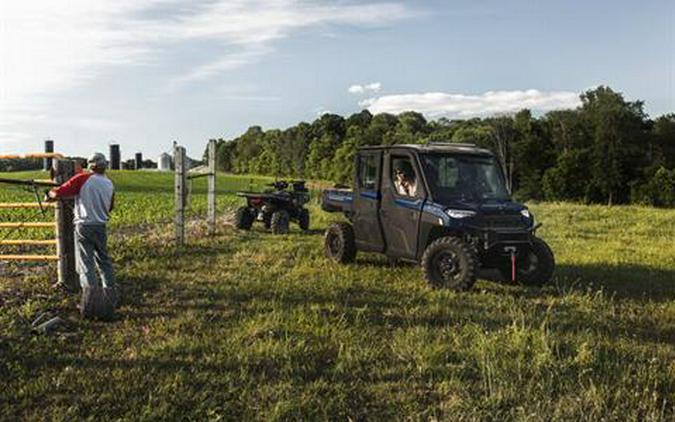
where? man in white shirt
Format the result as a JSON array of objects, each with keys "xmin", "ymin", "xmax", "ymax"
[{"xmin": 48, "ymin": 153, "xmax": 117, "ymax": 304}]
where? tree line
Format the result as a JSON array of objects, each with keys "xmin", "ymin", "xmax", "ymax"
[
  {"xmin": 0, "ymin": 158, "xmax": 42, "ymax": 173},
  {"xmin": 210, "ymin": 86, "xmax": 673, "ymax": 206}
]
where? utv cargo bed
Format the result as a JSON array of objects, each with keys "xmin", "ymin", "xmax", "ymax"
[{"xmin": 321, "ymin": 189, "xmax": 354, "ymax": 213}]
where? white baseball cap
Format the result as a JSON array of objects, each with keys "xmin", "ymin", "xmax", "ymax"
[{"xmin": 88, "ymin": 152, "xmax": 107, "ymax": 169}]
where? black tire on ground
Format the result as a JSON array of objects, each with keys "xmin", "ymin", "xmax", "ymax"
[
  {"xmin": 270, "ymin": 209, "xmax": 290, "ymax": 234},
  {"xmin": 502, "ymin": 237, "xmax": 555, "ymax": 286},
  {"xmin": 234, "ymin": 207, "xmax": 255, "ymax": 230},
  {"xmin": 324, "ymin": 222, "xmax": 357, "ymax": 263},
  {"xmin": 421, "ymin": 236, "xmax": 477, "ymax": 291},
  {"xmin": 298, "ymin": 208, "xmax": 310, "ymax": 231},
  {"xmin": 80, "ymin": 285, "xmax": 115, "ymax": 321}
]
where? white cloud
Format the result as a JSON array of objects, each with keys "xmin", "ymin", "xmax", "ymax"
[
  {"xmin": 0, "ymin": 131, "xmax": 32, "ymax": 147},
  {"xmin": 315, "ymin": 106, "xmax": 332, "ymax": 116},
  {"xmin": 0, "ymin": 0, "xmax": 412, "ymax": 98},
  {"xmin": 359, "ymin": 89, "xmax": 581, "ymax": 118},
  {"xmin": 0, "ymin": 1, "xmax": 414, "ymax": 145},
  {"xmin": 348, "ymin": 82, "xmax": 382, "ymax": 94},
  {"xmin": 169, "ymin": 47, "xmax": 272, "ymax": 86}
]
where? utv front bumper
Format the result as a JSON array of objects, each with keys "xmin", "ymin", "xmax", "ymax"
[{"xmin": 465, "ymin": 222, "xmax": 540, "ymax": 251}]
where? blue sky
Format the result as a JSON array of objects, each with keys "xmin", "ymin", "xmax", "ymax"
[{"xmin": 1, "ymin": 0, "xmax": 673, "ymax": 160}]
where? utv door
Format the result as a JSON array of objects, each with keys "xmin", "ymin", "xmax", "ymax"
[
  {"xmin": 380, "ymin": 150, "xmax": 426, "ymax": 260},
  {"xmin": 353, "ymin": 151, "xmax": 385, "ymax": 252}
]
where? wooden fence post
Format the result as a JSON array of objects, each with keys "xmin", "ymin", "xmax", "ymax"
[
  {"xmin": 207, "ymin": 139, "xmax": 216, "ymax": 236},
  {"xmin": 53, "ymin": 159, "xmax": 78, "ymax": 291},
  {"xmin": 174, "ymin": 145, "xmax": 186, "ymax": 247}
]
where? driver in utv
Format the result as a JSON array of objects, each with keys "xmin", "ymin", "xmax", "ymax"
[{"xmin": 393, "ymin": 161, "xmax": 417, "ymax": 197}]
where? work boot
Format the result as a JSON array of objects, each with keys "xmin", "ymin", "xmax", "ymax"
[{"xmin": 80, "ymin": 285, "xmax": 115, "ymax": 321}]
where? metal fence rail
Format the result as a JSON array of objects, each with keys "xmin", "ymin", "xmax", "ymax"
[
  {"xmin": 0, "ymin": 153, "xmax": 78, "ymax": 290},
  {"xmin": 0, "ymin": 202, "xmax": 59, "ymax": 262}
]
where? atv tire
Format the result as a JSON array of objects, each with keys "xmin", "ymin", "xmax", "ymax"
[
  {"xmin": 270, "ymin": 209, "xmax": 290, "ymax": 234},
  {"xmin": 421, "ymin": 236, "xmax": 477, "ymax": 291},
  {"xmin": 324, "ymin": 222, "xmax": 356, "ymax": 263},
  {"xmin": 262, "ymin": 212, "xmax": 272, "ymax": 229},
  {"xmin": 235, "ymin": 207, "xmax": 255, "ymax": 230},
  {"xmin": 502, "ymin": 237, "xmax": 555, "ymax": 286},
  {"xmin": 298, "ymin": 208, "xmax": 310, "ymax": 231}
]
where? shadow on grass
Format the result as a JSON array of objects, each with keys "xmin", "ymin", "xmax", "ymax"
[
  {"xmin": 115, "ymin": 274, "xmax": 173, "ymax": 320},
  {"xmin": 355, "ymin": 256, "xmax": 416, "ymax": 268},
  {"xmin": 553, "ymin": 262, "xmax": 675, "ymax": 302},
  {"xmin": 354, "ymin": 255, "xmax": 675, "ymax": 303}
]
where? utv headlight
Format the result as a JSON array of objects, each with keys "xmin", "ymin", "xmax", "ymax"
[
  {"xmin": 520, "ymin": 210, "xmax": 534, "ymax": 221},
  {"xmin": 446, "ymin": 209, "xmax": 476, "ymax": 219}
]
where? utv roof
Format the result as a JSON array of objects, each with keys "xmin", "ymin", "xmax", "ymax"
[{"xmin": 358, "ymin": 143, "xmax": 494, "ymax": 156}]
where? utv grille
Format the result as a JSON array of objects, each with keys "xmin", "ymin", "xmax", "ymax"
[
  {"xmin": 494, "ymin": 231, "xmax": 530, "ymax": 243},
  {"xmin": 478, "ymin": 214, "xmax": 528, "ymax": 230}
]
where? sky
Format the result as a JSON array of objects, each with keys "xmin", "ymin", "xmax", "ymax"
[{"xmin": 1, "ymin": 0, "xmax": 673, "ymax": 160}]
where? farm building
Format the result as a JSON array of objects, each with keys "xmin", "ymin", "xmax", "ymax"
[{"xmin": 158, "ymin": 152, "xmax": 173, "ymax": 171}]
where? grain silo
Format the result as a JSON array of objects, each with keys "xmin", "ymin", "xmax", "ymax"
[
  {"xmin": 109, "ymin": 144, "xmax": 121, "ymax": 170},
  {"xmin": 158, "ymin": 152, "xmax": 173, "ymax": 171},
  {"xmin": 44, "ymin": 140, "xmax": 54, "ymax": 170}
]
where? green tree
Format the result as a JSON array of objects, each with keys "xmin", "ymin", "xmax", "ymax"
[
  {"xmin": 512, "ymin": 110, "xmax": 555, "ymax": 199},
  {"xmin": 581, "ymin": 86, "xmax": 647, "ymax": 204},
  {"xmin": 389, "ymin": 111, "xmax": 429, "ymax": 144},
  {"xmin": 203, "ymin": 86, "xmax": 672, "ymax": 208},
  {"xmin": 215, "ymin": 139, "xmax": 236, "ymax": 172},
  {"xmin": 542, "ymin": 148, "xmax": 593, "ymax": 201},
  {"xmin": 450, "ymin": 122, "xmax": 492, "ymax": 146},
  {"xmin": 232, "ymin": 126, "xmax": 265, "ymax": 174},
  {"xmin": 652, "ymin": 114, "xmax": 675, "ymax": 169},
  {"xmin": 631, "ymin": 167, "xmax": 674, "ymax": 206}
]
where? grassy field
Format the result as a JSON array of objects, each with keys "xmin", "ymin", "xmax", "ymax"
[{"xmin": 1, "ymin": 171, "xmax": 674, "ymax": 421}]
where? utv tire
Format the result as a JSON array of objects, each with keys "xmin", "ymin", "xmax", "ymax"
[
  {"xmin": 421, "ymin": 237, "xmax": 477, "ymax": 291},
  {"xmin": 271, "ymin": 209, "xmax": 290, "ymax": 234},
  {"xmin": 324, "ymin": 222, "xmax": 357, "ymax": 264},
  {"xmin": 298, "ymin": 208, "xmax": 310, "ymax": 231},
  {"xmin": 503, "ymin": 237, "xmax": 555, "ymax": 286},
  {"xmin": 235, "ymin": 207, "xmax": 255, "ymax": 230},
  {"xmin": 262, "ymin": 212, "xmax": 272, "ymax": 230}
]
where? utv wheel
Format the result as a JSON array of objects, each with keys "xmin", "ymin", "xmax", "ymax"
[
  {"xmin": 262, "ymin": 212, "xmax": 272, "ymax": 230},
  {"xmin": 421, "ymin": 237, "xmax": 477, "ymax": 291},
  {"xmin": 270, "ymin": 210, "xmax": 290, "ymax": 234},
  {"xmin": 234, "ymin": 207, "xmax": 255, "ymax": 230},
  {"xmin": 324, "ymin": 222, "xmax": 356, "ymax": 263},
  {"xmin": 298, "ymin": 208, "xmax": 310, "ymax": 231},
  {"xmin": 503, "ymin": 237, "xmax": 555, "ymax": 286}
]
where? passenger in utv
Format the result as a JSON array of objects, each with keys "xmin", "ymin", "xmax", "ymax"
[
  {"xmin": 393, "ymin": 161, "xmax": 417, "ymax": 197},
  {"xmin": 47, "ymin": 153, "xmax": 118, "ymax": 306}
]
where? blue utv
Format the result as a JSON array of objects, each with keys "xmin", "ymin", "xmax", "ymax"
[{"xmin": 321, "ymin": 143, "xmax": 555, "ymax": 290}]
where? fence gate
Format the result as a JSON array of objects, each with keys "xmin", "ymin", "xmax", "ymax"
[
  {"xmin": 0, "ymin": 201, "xmax": 58, "ymax": 261},
  {"xmin": 0, "ymin": 155, "xmax": 78, "ymax": 290}
]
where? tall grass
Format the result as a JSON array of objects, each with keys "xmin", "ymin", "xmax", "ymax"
[{"xmin": 0, "ymin": 171, "xmax": 673, "ymax": 420}]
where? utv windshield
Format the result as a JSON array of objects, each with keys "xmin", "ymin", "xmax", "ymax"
[{"xmin": 420, "ymin": 154, "xmax": 510, "ymax": 202}]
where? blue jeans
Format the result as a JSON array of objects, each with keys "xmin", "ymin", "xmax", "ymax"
[{"xmin": 75, "ymin": 224, "xmax": 115, "ymax": 289}]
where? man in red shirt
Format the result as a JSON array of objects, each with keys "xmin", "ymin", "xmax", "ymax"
[{"xmin": 48, "ymin": 153, "xmax": 117, "ymax": 307}]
